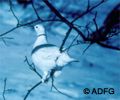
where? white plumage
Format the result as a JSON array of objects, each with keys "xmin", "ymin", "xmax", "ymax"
[{"xmin": 31, "ymin": 24, "xmax": 76, "ymax": 82}]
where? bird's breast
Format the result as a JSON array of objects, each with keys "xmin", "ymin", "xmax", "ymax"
[{"xmin": 31, "ymin": 49, "xmax": 59, "ymax": 72}]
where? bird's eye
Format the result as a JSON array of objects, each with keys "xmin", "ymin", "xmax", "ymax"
[{"xmin": 36, "ymin": 26, "xmax": 38, "ymax": 28}]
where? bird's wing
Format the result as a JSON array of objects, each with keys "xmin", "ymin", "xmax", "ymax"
[
  {"xmin": 32, "ymin": 44, "xmax": 61, "ymax": 72},
  {"xmin": 32, "ymin": 44, "xmax": 61, "ymax": 60},
  {"xmin": 39, "ymin": 46, "xmax": 60, "ymax": 60}
]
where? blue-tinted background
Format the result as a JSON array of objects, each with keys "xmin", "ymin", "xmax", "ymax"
[{"xmin": 0, "ymin": 0, "xmax": 120, "ymax": 100}]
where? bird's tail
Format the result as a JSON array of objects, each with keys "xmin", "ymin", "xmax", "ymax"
[
  {"xmin": 68, "ymin": 57, "xmax": 79, "ymax": 64},
  {"xmin": 54, "ymin": 71, "xmax": 62, "ymax": 77},
  {"xmin": 56, "ymin": 51, "xmax": 79, "ymax": 66},
  {"xmin": 62, "ymin": 51, "xmax": 79, "ymax": 64}
]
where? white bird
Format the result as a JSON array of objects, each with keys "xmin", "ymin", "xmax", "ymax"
[{"xmin": 31, "ymin": 24, "xmax": 77, "ymax": 82}]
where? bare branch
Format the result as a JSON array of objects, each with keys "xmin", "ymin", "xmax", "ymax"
[
  {"xmin": 42, "ymin": 0, "xmax": 88, "ymax": 53},
  {"xmin": 82, "ymin": 43, "xmax": 93, "ymax": 54},
  {"xmin": 24, "ymin": 56, "xmax": 43, "ymax": 100},
  {"xmin": 59, "ymin": 28, "xmax": 72, "ymax": 52},
  {"xmin": 0, "ymin": 18, "xmax": 62, "ymax": 37},
  {"xmin": 31, "ymin": 0, "xmax": 43, "ymax": 20},
  {"xmin": 42, "ymin": 0, "xmax": 72, "ymax": 26},
  {"xmin": 87, "ymin": 0, "xmax": 90, "ymax": 11},
  {"xmin": 0, "ymin": 27, "xmax": 18, "ymax": 37},
  {"xmin": 52, "ymin": 84, "xmax": 74, "ymax": 99},
  {"xmin": 97, "ymin": 41, "xmax": 120, "ymax": 50},
  {"xmin": 93, "ymin": 12, "xmax": 99, "ymax": 32},
  {"xmin": 24, "ymin": 57, "xmax": 71, "ymax": 99},
  {"xmin": 64, "ymin": 34, "xmax": 79, "ymax": 52},
  {"xmin": 0, "ymin": 36, "xmax": 14, "ymax": 46},
  {"xmin": 2, "ymin": 78, "xmax": 7, "ymax": 100},
  {"xmin": 9, "ymin": 0, "xmax": 20, "ymax": 26},
  {"xmin": 50, "ymin": 76, "xmax": 73, "ymax": 99},
  {"xmin": 0, "ymin": 0, "xmax": 62, "ymax": 37},
  {"xmin": 24, "ymin": 81, "xmax": 42, "ymax": 100},
  {"xmin": 42, "ymin": 0, "xmax": 86, "ymax": 40},
  {"xmin": 24, "ymin": 56, "xmax": 42, "ymax": 79},
  {"xmin": 1, "ymin": 38, "xmax": 8, "ymax": 46},
  {"xmin": 71, "ymin": 0, "xmax": 107, "ymax": 23}
]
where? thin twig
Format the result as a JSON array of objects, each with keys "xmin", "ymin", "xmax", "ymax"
[
  {"xmin": 50, "ymin": 70, "xmax": 73, "ymax": 98},
  {"xmin": 93, "ymin": 12, "xmax": 99, "ymax": 33},
  {"xmin": 64, "ymin": 34, "xmax": 79, "ymax": 52},
  {"xmin": 9, "ymin": 0, "xmax": 20, "ymax": 26},
  {"xmin": 81, "ymin": 12, "xmax": 99, "ymax": 54},
  {"xmin": 52, "ymin": 84, "xmax": 73, "ymax": 99},
  {"xmin": 0, "ymin": 37, "xmax": 14, "ymax": 40},
  {"xmin": 42, "ymin": 0, "xmax": 86, "ymax": 41},
  {"xmin": 0, "ymin": 27, "xmax": 19, "ymax": 37},
  {"xmin": 51, "ymin": 76, "xmax": 54, "ymax": 91},
  {"xmin": 31, "ymin": 0, "xmax": 43, "ymax": 20},
  {"xmin": 71, "ymin": 0, "xmax": 107, "ymax": 23},
  {"xmin": 0, "ymin": 0, "xmax": 62, "ymax": 37},
  {"xmin": 2, "ymin": 78, "xmax": 7, "ymax": 100},
  {"xmin": 24, "ymin": 56, "xmax": 42, "ymax": 79},
  {"xmin": 59, "ymin": 28, "xmax": 72, "ymax": 52},
  {"xmin": 24, "ymin": 81, "xmax": 42, "ymax": 100},
  {"xmin": 87, "ymin": 0, "xmax": 90, "ymax": 11},
  {"xmin": 0, "ymin": 18, "xmax": 62, "ymax": 37},
  {"xmin": 0, "ymin": 36, "xmax": 14, "ymax": 46},
  {"xmin": 82, "ymin": 43, "xmax": 93, "ymax": 54},
  {"xmin": 97, "ymin": 41, "xmax": 120, "ymax": 50},
  {"xmin": 107, "ymin": 31, "xmax": 120, "ymax": 38},
  {"xmin": 1, "ymin": 38, "xmax": 8, "ymax": 46}
]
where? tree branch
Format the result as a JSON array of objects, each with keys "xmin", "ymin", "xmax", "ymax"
[
  {"xmin": 71, "ymin": 0, "xmax": 107, "ymax": 23},
  {"xmin": 42, "ymin": 0, "xmax": 86, "ymax": 53},
  {"xmin": 64, "ymin": 34, "xmax": 79, "ymax": 52},
  {"xmin": 97, "ymin": 41, "xmax": 120, "ymax": 50},
  {"xmin": 9, "ymin": 0, "xmax": 20, "ymax": 26},
  {"xmin": 24, "ymin": 56, "xmax": 42, "ymax": 79},
  {"xmin": 2, "ymin": 78, "xmax": 7, "ymax": 100},
  {"xmin": 31, "ymin": 0, "xmax": 43, "ymax": 20},
  {"xmin": 52, "ymin": 84, "xmax": 74, "ymax": 99},
  {"xmin": 24, "ymin": 81, "xmax": 42, "ymax": 100},
  {"xmin": 59, "ymin": 28, "xmax": 72, "ymax": 52}
]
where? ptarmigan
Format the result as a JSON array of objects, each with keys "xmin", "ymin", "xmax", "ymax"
[{"xmin": 31, "ymin": 24, "xmax": 76, "ymax": 82}]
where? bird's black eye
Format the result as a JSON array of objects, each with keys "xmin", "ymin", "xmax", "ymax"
[{"xmin": 36, "ymin": 26, "xmax": 38, "ymax": 28}]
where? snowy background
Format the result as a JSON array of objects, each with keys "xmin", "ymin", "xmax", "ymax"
[{"xmin": 0, "ymin": 0, "xmax": 120, "ymax": 100}]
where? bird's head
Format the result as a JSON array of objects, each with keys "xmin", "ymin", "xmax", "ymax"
[{"xmin": 34, "ymin": 24, "xmax": 45, "ymax": 36}]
